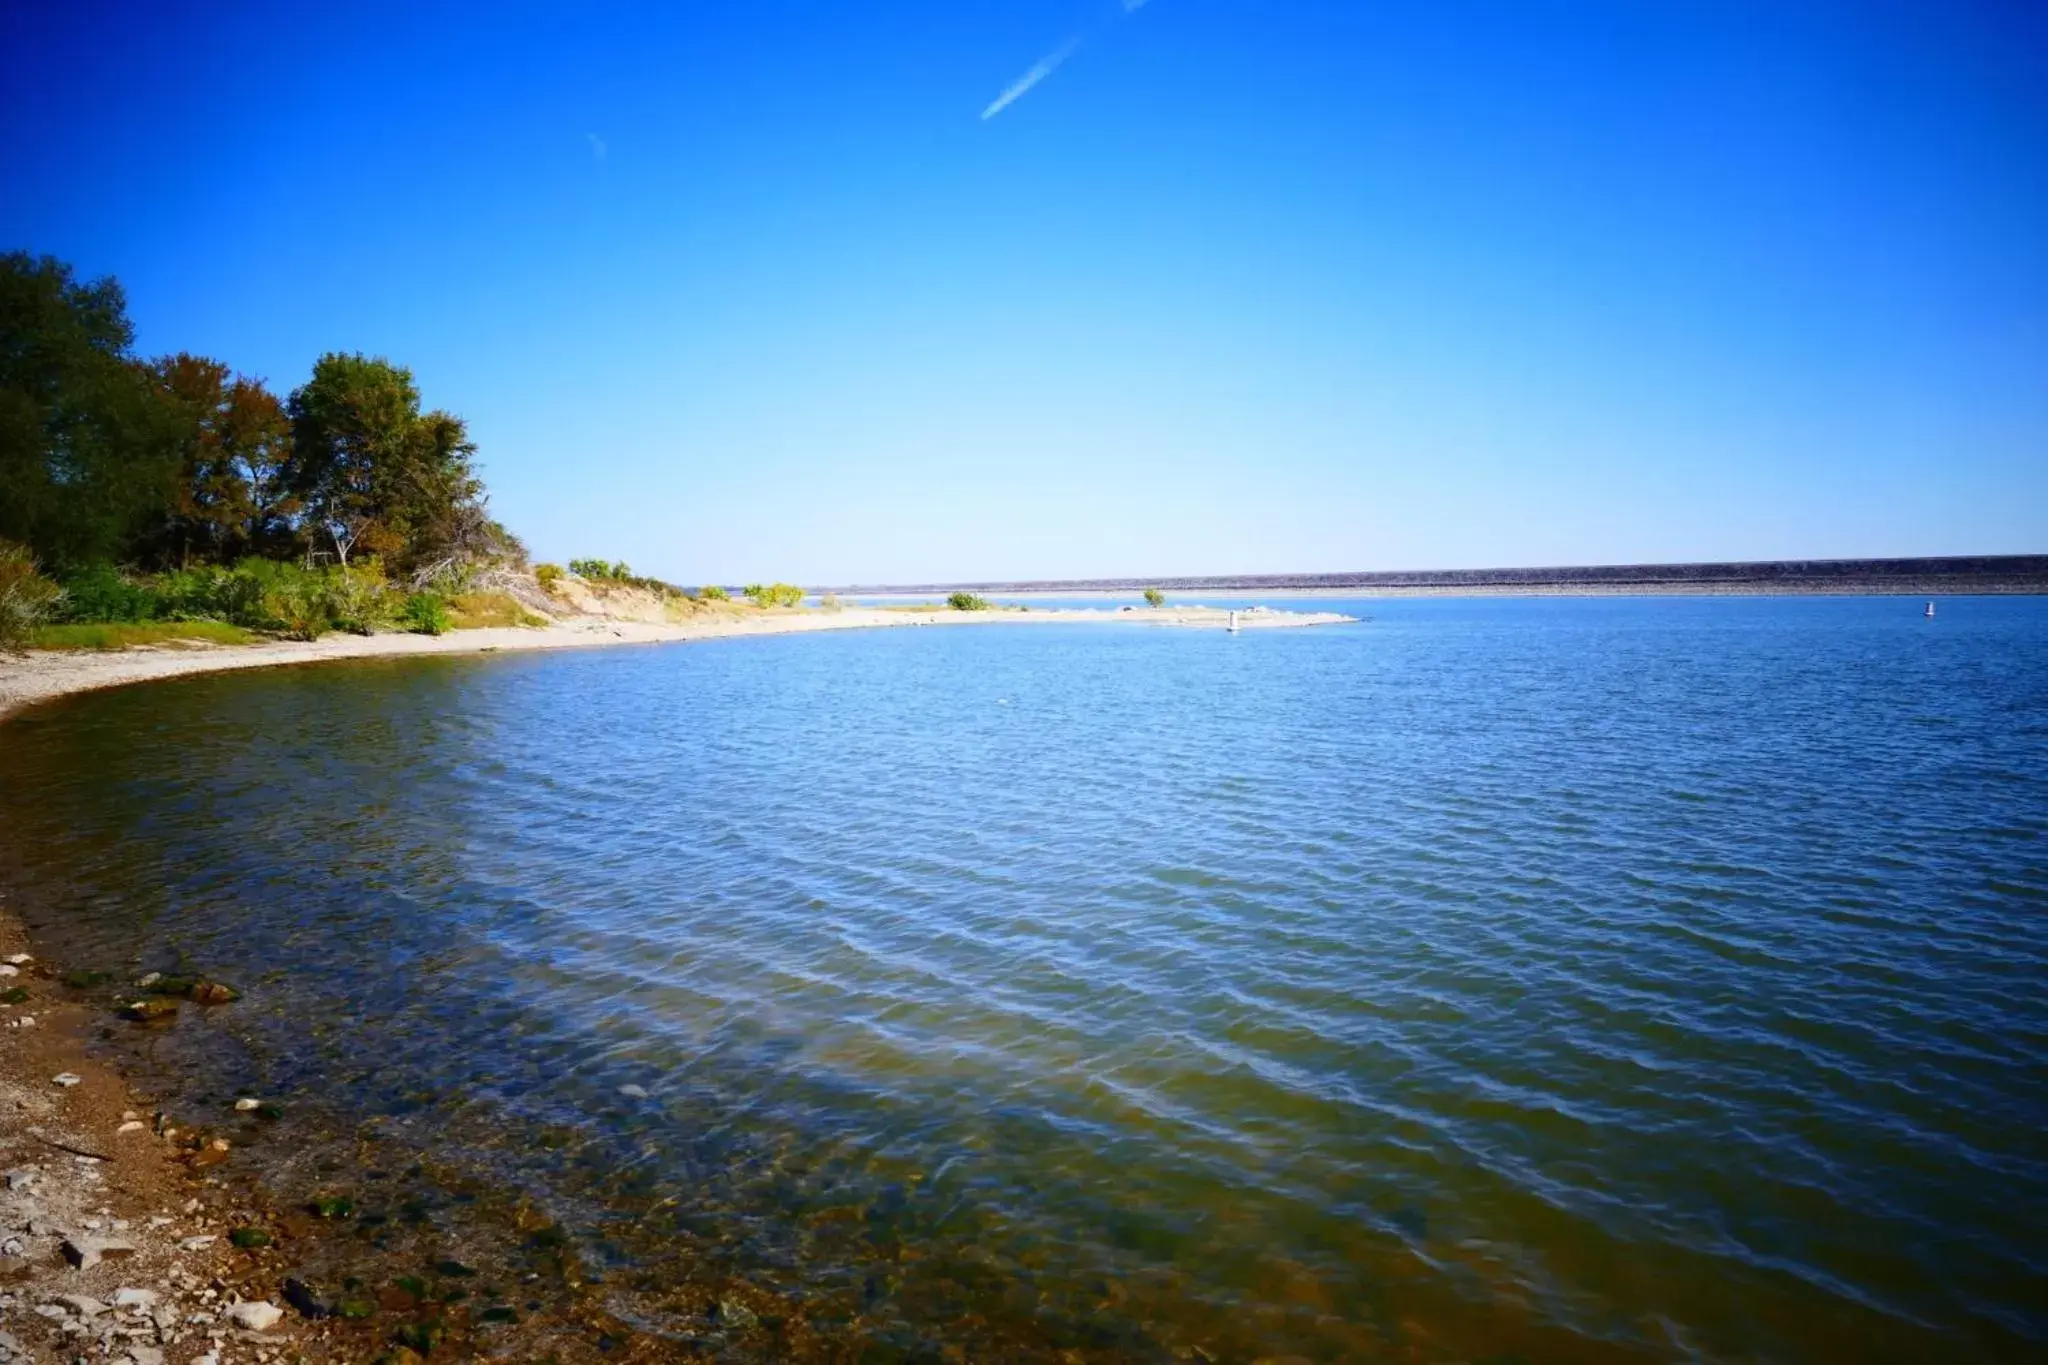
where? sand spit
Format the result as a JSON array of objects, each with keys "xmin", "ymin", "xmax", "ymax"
[{"xmin": 0, "ymin": 605, "xmax": 1351, "ymax": 724}]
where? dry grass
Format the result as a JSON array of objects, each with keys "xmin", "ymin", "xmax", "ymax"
[{"xmin": 447, "ymin": 591, "xmax": 549, "ymax": 629}]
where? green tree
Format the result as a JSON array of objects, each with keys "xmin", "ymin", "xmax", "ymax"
[
  {"xmin": 143, "ymin": 355, "xmax": 295, "ymax": 566},
  {"xmin": 284, "ymin": 353, "xmax": 479, "ymax": 571},
  {"xmin": 1143, "ymin": 587, "xmax": 1165, "ymax": 607},
  {"xmin": 0, "ymin": 252, "xmax": 178, "ymax": 567},
  {"xmin": 948, "ymin": 592, "xmax": 990, "ymax": 611}
]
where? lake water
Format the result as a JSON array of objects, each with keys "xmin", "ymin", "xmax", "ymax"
[{"xmin": 2, "ymin": 597, "xmax": 2044, "ymax": 1360}]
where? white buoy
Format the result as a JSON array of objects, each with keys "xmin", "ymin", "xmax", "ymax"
[
  {"xmin": 1227, "ymin": 610, "xmax": 1241, "ymax": 633},
  {"xmin": 1925, "ymin": 601, "xmax": 1936, "ymax": 618}
]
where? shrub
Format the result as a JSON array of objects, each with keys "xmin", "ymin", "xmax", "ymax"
[
  {"xmin": 743, "ymin": 582, "xmax": 805, "ymax": 608},
  {"xmin": 401, "ymin": 592, "xmax": 451, "ymax": 635},
  {"xmin": 535, "ymin": 563, "xmax": 564, "ymax": 592},
  {"xmin": 261, "ymin": 576, "xmax": 334, "ymax": 641},
  {"xmin": 569, "ymin": 558, "xmax": 632, "ymax": 581},
  {"xmin": 0, "ymin": 541, "xmax": 65, "ymax": 652},
  {"xmin": 1143, "ymin": 587, "xmax": 1165, "ymax": 607},
  {"xmin": 56, "ymin": 564, "xmax": 160, "ymax": 623},
  {"xmin": 328, "ymin": 562, "xmax": 397, "ymax": 636},
  {"xmin": 819, "ymin": 593, "xmax": 843, "ymax": 612},
  {"xmin": 948, "ymin": 592, "xmax": 990, "ymax": 612},
  {"xmin": 155, "ymin": 566, "xmax": 267, "ymax": 625},
  {"xmin": 700, "ymin": 584, "xmax": 730, "ymax": 602}
]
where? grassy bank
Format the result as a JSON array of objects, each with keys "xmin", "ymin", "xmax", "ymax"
[{"xmin": 31, "ymin": 621, "xmax": 259, "ymax": 650}]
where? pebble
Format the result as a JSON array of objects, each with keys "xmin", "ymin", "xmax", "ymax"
[
  {"xmin": 116, "ymin": 1121, "xmax": 145, "ymax": 1135},
  {"xmin": 0, "ymin": 965, "xmax": 16, "ymax": 977},
  {"xmin": 113, "ymin": 1287, "xmax": 158, "ymax": 1310},
  {"xmin": 227, "ymin": 1300, "xmax": 283, "ymax": 1331},
  {"xmin": 233, "ymin": 1098, "xmax": 260, "ymax": 1112},
  {"xmin": 3, "ymin": 953, "xmax": 30, "ymax": 965},
  {"xmin": 51, "ymin": 1073, "xmax": 80, "ymax": 1088},
  {"xmin": 618, "ymin": 1083, "xmax": 649, "ymax": 1098},
  {"xmin": 178, "ymin": 1236, "xmax": 215, "ymax": 1251}
]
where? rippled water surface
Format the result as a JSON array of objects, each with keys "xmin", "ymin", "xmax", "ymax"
[{"xmin": 3, "ymin": 597, "xmax": 2045, "ymax": 1359}]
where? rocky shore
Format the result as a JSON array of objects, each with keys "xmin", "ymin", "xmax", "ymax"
[{"xmin": 0, "ymin": 911, "xmax": 707, "ymax": 1364}]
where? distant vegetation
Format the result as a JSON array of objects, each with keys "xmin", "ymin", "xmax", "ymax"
[
  {"xmin": 744, "ymin": 582, "xmax": 805, "ymax": 608},
  {"xmin": 0, "ymin": 250, "xmax": 527, "ymax": 646},
  {"xmin": 700, "ymin": 585, "xmax": 730, "ymax": 602},
  {"xmin": 948, "ymin": 592, "xmax": 990, "ymax": 611},
  {"xmin": 1143, "ymin": 587, "xmax": 1165, "ymax": 607},
  {"xmin": 569, "ymin": 558, "xmax": 632, "ymax": 581}
]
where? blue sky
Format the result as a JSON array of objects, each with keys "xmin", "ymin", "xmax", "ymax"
[{"xmin": 4, "ymin": 0, "xmax": 2044, "ymax": 584}]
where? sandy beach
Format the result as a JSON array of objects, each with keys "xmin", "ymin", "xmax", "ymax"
[{"xmin": 0, "ymin": 604, "xmax": 1351, "ymax": 725}]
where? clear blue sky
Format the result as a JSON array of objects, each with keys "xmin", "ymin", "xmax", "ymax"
[{"xmin": 5, "ymin": 1, "xmax": 2044, "ymax": 584}]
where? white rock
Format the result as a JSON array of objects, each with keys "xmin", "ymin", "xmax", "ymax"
[
  {"xmin": 233, "ymin": 1098, "xmax": 259, "ymax": 1112},
  {"xmin": 53, "ymin": 1293, "xmax": 109, "ymax": 1316},
  {"xmin": 179, "ymin": 1235, "xmax": 215, "ymax": 1251},
  {"xmin": 116, "ymin": 1121, "xmax": 145, "ymax": 1135},
  {"xmin": 227, "ymin": 1300, "xmax": 282, "ymax": 1331},
  {"xmin": 3, "ymin": 1170, "xmax": 36, "ymax": 1191},
  {"xmin": 13, "ymin": 1015, "xmax": 33, "ymax": 1028},
  {"xmin": 0, "ymin": 965, "xmax": 17, "ymax": 977},
  {"xmin": 128, "ymin": 1348, "xmax": 165, "ymax": 1365},
  {"xmin": 194, "ymin": 1354, "xmax": 221, "ymax": 1365},
  {"xmin": 4, "ymin": 953, "xmax": 30, "ymax": 965},
  {"xmin": 113, "ymin": 1288, "xmax": 157, "ymax": 1310},
  {"xmin": 137, "ymin": 973, "xmax": 161, "ymax": 988},
  {"xmin": 52, "ymin": 1073, "xmax": 80, "ymax": 1088},
  {"xmin": 618, "ymin": 1083, "xmax": 649, "ymax": 1098}
]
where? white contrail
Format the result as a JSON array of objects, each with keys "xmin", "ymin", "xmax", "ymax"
[
  {"xmin": 981, "ymin": 37, "xmax": 1082, "ymax": 120},
  {"xmin": 980, "ymin": 0, "xmax": 1155, "ymax": 121}
]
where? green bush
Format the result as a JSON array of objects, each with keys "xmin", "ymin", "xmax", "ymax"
[
  {"xmin": 948, "ymin": 592, "xmax": 990, "ymax": 611},
  {"xmin": 154, "ymin": 566, "xmax": 267, "ymax": 625},
  {"xmin": 569, "ymin": 558, "xmax": 632, "ymax": 581},
  {"xmin": 0, "ymin": 540, "xmax": 65, "ymax": 652},
  {"xmin": 56, "ymin": 564, "xmax": 161, "ymax": 623},
  {"xmin": 1143, "ymin": 587, "xmax": 1165, "ymax": 607},
  {"xmin": 535, "ymin": 563, "xmax": 564, "ymax": 592},
  {"xmin": 700, "ymin": 584, "xmax": 730, "ymax": 602},
  {"xmin": 743, "ymin": 582, "xmax": 805, "ymax": 608},
  {"xmin": 328, "ymin": 563, "xmax": 397, "ymax": 635},
  {"xmin": 401, "ymin": 592, "xmax": 450, "ymax": 635}
]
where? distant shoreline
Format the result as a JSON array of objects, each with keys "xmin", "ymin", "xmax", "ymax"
[{"xmin": 832, "ymin": 553, "xmax": 2048, "ymax": 598}]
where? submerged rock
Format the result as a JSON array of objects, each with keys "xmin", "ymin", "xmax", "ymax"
[
  {"xmin": 283, "ymin": 1277, "xmax": 332, "ymax": 1318},
  {"xmin": 60, "ymin": 969, "xmax": 109, "ymax": 989},
  {"xmin": 307, "ymin": 1195, "xmax": 354, "ymax": 1219},
  {"xmin": 120, "ymin": 998, "xmax": 180, "ymax": 1023},
  {"xmin": 227, "ymin": 1226, "xmax": 272, "ymax": 1249},
  {"xmin": 189, "ymin": 980, "xmax": 239, "ymax": 1005}
]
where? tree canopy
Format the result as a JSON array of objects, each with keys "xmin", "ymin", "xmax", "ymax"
[{"xmin": 0, "ymin": 251, "xmax": 512, "ymax": 580}]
